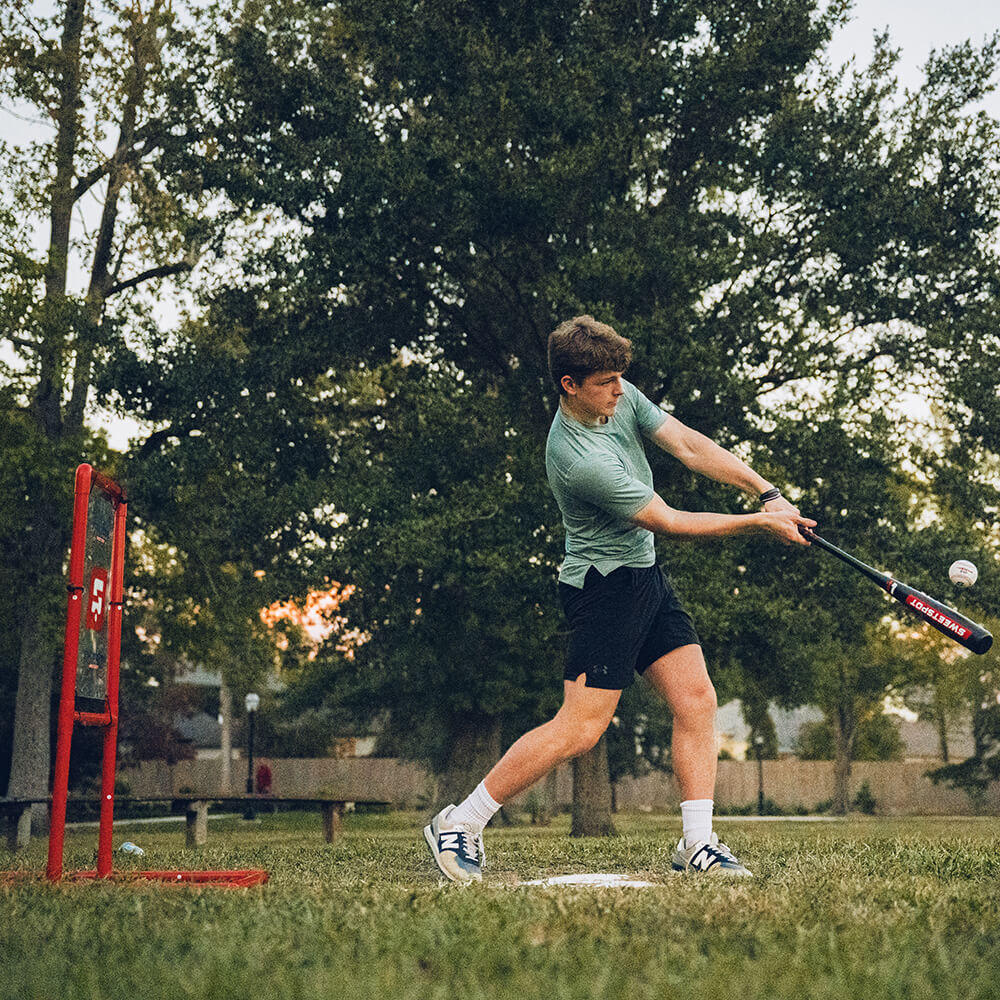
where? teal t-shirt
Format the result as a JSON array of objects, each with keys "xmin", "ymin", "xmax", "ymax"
[{"xmin": 545, "ymin": 379, "xmax": 668, "ymax": 587}]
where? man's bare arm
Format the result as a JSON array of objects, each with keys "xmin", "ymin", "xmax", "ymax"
[
  {"xmin": 650, "ymin": 415, "xmax": 800, "ymax": 515},
  {"xmin": 630, "ymin": 493, "xmax": 815, "ymax": 546},
  {"xmin": 649, "ymin": 416, "xmax": 770, "ymax": 494}
]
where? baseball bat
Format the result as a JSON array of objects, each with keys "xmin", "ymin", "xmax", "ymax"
[{"xmin": 799, "ymin": 527, "xmax": 993, "ymax": 655}]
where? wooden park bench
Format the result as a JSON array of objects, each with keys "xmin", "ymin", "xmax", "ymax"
[
  {"xmin": 1, "ymin": 795, "xmax": 390, "ymax": 851},
  {"xmin": 166, "ymin": 796, "xmax": 391, "ymax": 847}
]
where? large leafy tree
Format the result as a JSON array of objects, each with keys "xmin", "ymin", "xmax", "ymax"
[
  {"xmin": 912, "ymin": 422, "xmax": 1000, "ymax": 800},
  {"xmin": 202, "ymin": 0, "xmax": 1000, "ymax": 828},
  {"xmin": 920, "ymin": 244, "xmax": 1000, "ymax": 795},
  {"xmin": 287, "ymin": 358, "xmax": 566, "ymax": 807},
  {"xmin": 1, "ymin": 0, "xmax": 344, "ymax": 809},
  {"xmin": 107, "ymin": 278, "xmax": 359, "ymax": 790},
  {"xmin": 0, "ymin": 0, "xmax": 248, "ymax": 813}
]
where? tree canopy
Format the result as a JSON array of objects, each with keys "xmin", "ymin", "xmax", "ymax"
[{"xmin": 3, "ymin": 0, "xmax": 1000, "ymax": 823}]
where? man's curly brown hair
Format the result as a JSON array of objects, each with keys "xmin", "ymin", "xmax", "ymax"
[{"xmin": 547, "ymin": 315, "xmax": 632, "ymax": 395}]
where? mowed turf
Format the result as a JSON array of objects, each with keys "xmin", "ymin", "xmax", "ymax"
[{"xmin": 3, "ymin": 811, "xmax": 1000, "ymax": 1000}]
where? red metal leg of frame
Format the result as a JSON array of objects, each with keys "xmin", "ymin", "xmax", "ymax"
[
  {"xmin": 96, "ymin": 496, "xmax": 127, "ymax": 878},
  {"xmin": 47, "ymin": 465, "xmax": 95, "ymax": 883}
]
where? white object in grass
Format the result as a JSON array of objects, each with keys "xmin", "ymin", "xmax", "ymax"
[{"xmin": 521, "ymin": 873, "xmax": 655, "ymax": 888}]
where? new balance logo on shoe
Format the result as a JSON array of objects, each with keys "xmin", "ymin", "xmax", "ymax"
[
  {"xmin": 689, "ymin": 846, "xmax": 717, "ymax": 871},
  {"xmin": 440, "ymin": 832, "xmax": 462, "ymax": 851}
]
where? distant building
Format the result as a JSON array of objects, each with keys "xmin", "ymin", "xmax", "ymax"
[
  {"xmin": 716, "ymin": 700, "xmax": 975, "ymax": 762},
  {"xmin": 716, "ymin": 701, "xmax": 823, "ymax": 759}
]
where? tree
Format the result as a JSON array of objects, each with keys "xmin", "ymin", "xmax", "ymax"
[
  {"xmin": 891, "ymin": 620, "xmax": 984, "ymax": 764},
  {"xmin": 276, "ymin": 357, "xmax": 566, "ymax": 807},
  {"xmin": 0, "ymin": 392, "xmax": 99, "ymax": 790},
  {"xmin": 925, "ymin": 573, "xmax": 1000, "ymax": 804},
  {"xmin": 0, "ymin": 0, "xmax": 248, "ymax": 817},
  {"xmin": 929, "ymin": 673, "xmax": 1000, "ymax": 805},
  {"xmin": 919, "ymin": 251, "xmax": 1000, "ymax": 795},
  {"xmin": 209, "ymin": 0, "xmax": 831, "ymax": 820},
  {"xmin": 114, "ymin": 353, "xmax": 346, "ymax": 787},
  {"xmin": 199, "ymin": 0, "xmax": 1000, "ymax": 831},
  {"xmin": 795, "ymin": 710, "xmax": 904, "ymax": 762}
]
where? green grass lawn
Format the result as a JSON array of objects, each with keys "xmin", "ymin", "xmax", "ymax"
[{"xmin": 3, "ymin": 811, "xmax": 1000, "ymax": 1000}]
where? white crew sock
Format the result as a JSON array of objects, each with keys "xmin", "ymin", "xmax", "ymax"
[
  {"xmin": 448, "ymin": 780, "xmax": 503, "ymax": 834},
  {"xmin": 680, "ymin": 798, "xmax": 714, "ymax": 848}
]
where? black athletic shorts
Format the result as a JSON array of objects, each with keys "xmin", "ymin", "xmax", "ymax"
[{"xmin": 558, "ymin": 565, "xmax": 701, "ymax": 690}]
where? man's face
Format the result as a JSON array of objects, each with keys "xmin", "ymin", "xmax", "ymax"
[{"xmin": 562, "ymin": 370, "xmax": 625, "ymax": 422}]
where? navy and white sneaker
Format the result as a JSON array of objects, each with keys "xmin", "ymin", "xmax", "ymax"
[
  {"xmin": 423, "ymin": 805, "xmax": 484, "ymax": 883},
  {"xmin": 671, "ymin": 832, "xmax": 753, "ymax": 877}
]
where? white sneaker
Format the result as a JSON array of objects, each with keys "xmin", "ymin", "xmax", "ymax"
[
  {"xmin": 671, "ymin": 832, "xmax": 753, "ymax": 876},
  {"xmin": 423, "ymin": 805, "xmax": 484, "ymax": 883}
]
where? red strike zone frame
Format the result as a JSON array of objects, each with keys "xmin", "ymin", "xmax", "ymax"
[
  {"xmin": 42, "ymin": 465, "xmax": 269, "ymax": 889},
  {"xmin": 48, "ymin": 464, "xmax": 128, "ymax": 882}
]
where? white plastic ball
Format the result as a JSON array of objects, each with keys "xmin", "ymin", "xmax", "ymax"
[{"xmin": 948, "ymin": 560, "xmax": 978, "ymax": 587}]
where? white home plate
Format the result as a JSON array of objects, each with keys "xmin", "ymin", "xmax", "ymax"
[{"xmin": 522, "ymin": 873, "xmax": 655, "ymax": 888}]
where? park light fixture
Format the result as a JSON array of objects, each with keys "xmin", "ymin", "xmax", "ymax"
[
  {"xmin": 754, "ymin": 733, "xmax": 765, "ymax": 815},
  {"xmin": 244, "ymin": 692, "xmax": 260, "ymax": 819}
]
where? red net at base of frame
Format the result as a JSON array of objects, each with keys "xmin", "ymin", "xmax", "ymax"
[{"xmin": 2, "ymin": 869, "xmax": 269, "ymax": 889}]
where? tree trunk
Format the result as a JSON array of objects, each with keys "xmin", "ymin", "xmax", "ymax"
[
  {"xmin": 936, "ymin": 711, "xmax": 950, "ymax": 763},
  {"xmin": 535, "ymin": 767, "xmax": 559, "ymax": 825},
  {"xmin": 832, "ymin": 703, "xmax": 855, "ymax": 815},
  {"xmin": 6, "ymin": 470, "xmax": 71, "ymax": 832},
  {"xmin": 39, "ymin": 0, "xmax": 85, "ymax": 437},
  {"xmin": 571, "ymin": 735, "xmax": 617, "ymax": 837},
  {"xmin": 933, "ymin": 690, "xmax": 950, "ymax": 763},
  {"xmin": 69, "ymin": 5, "xmax": 150, "ymax": 428},
  {"xmin": 436, "ymin": 715, "xmax": 502, "ymax": 813},
  {"xmin": 7, "ymin": 599, "xmax": 57, "ymax": 834}
]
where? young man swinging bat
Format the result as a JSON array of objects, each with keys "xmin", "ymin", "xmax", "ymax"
[{"xmin": 425, "ymin": 315, "xmax": 815, "ymax": 881}]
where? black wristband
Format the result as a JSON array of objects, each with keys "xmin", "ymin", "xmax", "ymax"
[{"xmin": 759, "ymin": 487, "xmax": 782, "ymax": 504}]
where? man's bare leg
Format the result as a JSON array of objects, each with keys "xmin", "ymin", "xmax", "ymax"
[
  {"xmin": 644, "ymin": 645, "xmax": 750, "ymax": 874},
  {"xmin": 642, "ymin": 644, "xmax": 718, "ymax": 800},
  {"xmin": 482, "ymin": 675, "xmax": 621, "ymax": 803},
  {"xmin": 424, "ymin": 676, "xmax": 621, "ymax": 882}
]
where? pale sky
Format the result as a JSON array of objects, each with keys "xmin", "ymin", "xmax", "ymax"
[
  {"xmin": 827, "ymin": 0, "xmax": 999, "ymax": 115},
  {"xmin": 834, "ymin": 0, "xmax": 998, "ymax": 63}
]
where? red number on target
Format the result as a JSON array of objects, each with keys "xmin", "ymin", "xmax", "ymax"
[{"xmin": 86, "ymin": 567, "xmax": 109, "ymax": 631}]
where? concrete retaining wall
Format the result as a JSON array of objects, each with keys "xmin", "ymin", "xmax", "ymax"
[{"xmin": 118, "ymin": 757, "xmax": 1000, "ymax": 815}]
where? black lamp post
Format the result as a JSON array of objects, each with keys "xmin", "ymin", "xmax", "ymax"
[
  {"xmin": 244, "ymin": 692, "xmax": 259, "ymax": 819},
  {"xmin": 754, "ymin": 733, "xmax": 765, "ymax": 816}
]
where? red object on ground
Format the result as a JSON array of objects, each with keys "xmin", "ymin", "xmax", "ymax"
[
  {"xmin": 70, "ymin": 870, "xmax": 270, "ymax": 888},
  {"xmin": 2, "ymin": 870, "xmax": 269, "ymax": 889},
  {"xmin": 255, "ymin": 763, "xmax": 273, "ymax": 795}
]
